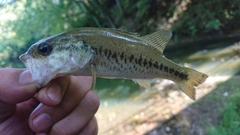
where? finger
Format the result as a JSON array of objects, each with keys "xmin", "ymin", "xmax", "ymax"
[
  {"xmin": 36, "ymin": 76, "xmax": 70, "ymax": 106},
  {"xmin": 0, "ymin": 68, "xmax": 37, "ymax": 104},
  {"xmin": 48, "ymin": 90, "xmax": 99, "ymax": 135},
  {"xmin": 29, "ymin": 76, "xmax": 93, "ymax": 133},
  {"xmin": 79, "ymin": 117, "xmax": 98, "ymax": 135}
]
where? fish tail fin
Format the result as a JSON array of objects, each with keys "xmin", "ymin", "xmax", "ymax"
[
  {"xmin": 177, "ymin": 67, "xmax": 208, "ymax": 100},
  {"xmin": 133, "ymin": 67, "xmax": 208, "ymax": 100}
]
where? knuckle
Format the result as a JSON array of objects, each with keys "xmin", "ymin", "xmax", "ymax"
[
  {"xmin": 50, "ymin": 125, "xmax": 69, "ymax": 135},
  {"xmin": 52, "ymin": 76, "xmax": 70, "ymax": 91},
  {"xmin": 84, "ymin": 91, "xmax": 100, "ymax": 112},
  {"xmin": 78, "ymin": 117, "xmax": 98, "ymax": 135},
  {"xmin": 89, "ymin": 118, "xmax": 98, "ymax": 135}
]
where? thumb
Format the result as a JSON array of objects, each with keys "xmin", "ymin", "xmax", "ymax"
[{"xmin": 0, "ymin": 68, "xmax": 38, "ymax": 104}]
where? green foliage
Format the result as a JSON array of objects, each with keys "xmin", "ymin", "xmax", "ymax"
[
  {"xmin": 0, "ymin": 1, "xmax": 240, "ymax": 133},
  {"xmin": 172, "ymin": 0, "xmax": 240, "ymax": 38},
  {"xmin": 0, "ymin": 0, "xmax": 240, "ymax": 68},
  {"xmin": 206, "ymin": 85, "xmax": 240, "ymax": 135}
]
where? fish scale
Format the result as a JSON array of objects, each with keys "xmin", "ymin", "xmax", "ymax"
[
  {"xmin": 88, "ymin": 41, "xmax": 185, "ymax": 81},
  {"xmin": 19, "ymin": 27, "xmax": 208, "ymax": 100}
]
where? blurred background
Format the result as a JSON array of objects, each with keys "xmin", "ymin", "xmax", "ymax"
[{"xmin": 1, "ymin": 0, "xmax": 240, "ymax": 134}]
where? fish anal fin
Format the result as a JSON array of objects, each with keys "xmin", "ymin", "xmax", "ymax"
[
  {"xmin": 133, "ymin": 79, "xmax": 152, "ymax": 89},
  {"xmin": 141, "ymin": 29, "xmax": 172, "ymax": 53}
]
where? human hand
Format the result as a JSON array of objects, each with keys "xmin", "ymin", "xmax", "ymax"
[{"xmin": 0, "ymin": 68, "xmax": 99, "ymax": 135}]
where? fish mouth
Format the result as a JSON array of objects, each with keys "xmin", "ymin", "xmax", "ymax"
[
  {"xmin": 19, "ymin": 53, "xmax": 54, "ymax": 88},
  {"xmin": 19, "ymin": 53, "xmax": 31, "ymax": 63}
]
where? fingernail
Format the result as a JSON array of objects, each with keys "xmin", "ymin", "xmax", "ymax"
[
  {"xmin": 47, "ymin": 84, "xmax": 62, "ymax": 103},
  {"xmin": 19, "ymin": 70, "xmax": 34, "ymax": 85},
  {"xmin": 33, "ymin": 113, "xmax": 52, "ymax": 131}
]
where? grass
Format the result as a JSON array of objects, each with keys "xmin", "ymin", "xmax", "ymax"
[{"xmin": 206, "ymin": 78, "xmax": 240, "ymax": 135}]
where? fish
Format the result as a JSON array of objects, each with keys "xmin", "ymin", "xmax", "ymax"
[{"xmin": 19, "ymin": 27, "xmax": 208, "ymax": 100}]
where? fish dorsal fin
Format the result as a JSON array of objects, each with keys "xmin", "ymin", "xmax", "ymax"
[
  {"xmin": 141, "ymin": 29, "xmax": 172, "ymax": 53},
  {"xmin": 114, "ymin": 29, "xmax": 140, "ymax": 37}
]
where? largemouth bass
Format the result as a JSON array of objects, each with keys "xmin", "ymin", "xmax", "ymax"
[{"xmin": 19, "ymin": 27, "xmax": 208, "ymax": 100}]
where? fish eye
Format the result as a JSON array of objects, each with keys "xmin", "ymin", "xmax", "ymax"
[{"xmin": 37, "ymin": 43, "xmax": 53, "ymax": 56}]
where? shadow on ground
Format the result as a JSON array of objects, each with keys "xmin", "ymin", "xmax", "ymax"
[{"xmin": 145, "ymin": 76, "xmax": 240, "ymax": 135}]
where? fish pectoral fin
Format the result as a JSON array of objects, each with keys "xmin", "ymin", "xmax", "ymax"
[
  {"xmin": 133, "ymin": 79, "xmax": 152, "ymax": 89},
  {"xmin": 91, "ymin": 64, "xmax": 96, "ymax": 90},
  {"xmin": 140, "ymin": 29, "xmax": 172, "ymax": 53}
]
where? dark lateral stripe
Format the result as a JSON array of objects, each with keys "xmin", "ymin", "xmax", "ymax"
[
  {"xmin": 112, "ymin": 52, "xmax": 117, "ymax": 59},
  {"xmin": 153, "ymin": 61, "xmax": 158, "ymax": 68},
  {"xmin": 164, "ymin": 66, "xmax": 168, "ymax": 72},
  {"xmin": 92, "ymin": 47, "xmax": 98, "ymax": 55},
  {"xmin": 129, "ymin": 55, "xmax": 134, "ymax": 62},
  {"xmin": 179, "ymin": 72, "xmax": 188, "ymax": 80},
  {"xmin": 99, "ymin": 46, "xmax": 103, "ymax": 55},
  {"xmin": 173, "ymin": 70, "xmax": 188, "ymax": 80},
  {"xmin": 104, "ymin": 49, "xmax": 108, "ymax": 55},
  {"xmin": 120, "ymin": 52, "xmax": 124, "ymax": 60},
  {"xmin": 107, "ymin": 50, "xmax": 112, "ymax": 59},
  {"xmin": 124, "ymin": 57, "xmax": 127, "ymax": 63},
  {"xmin": 160, "ymin": 64, "xmax": 163, "ymax": 70},
  {"xmin": 135, "ymin": 58, "xmax": 138, "ymax": 64},
  {"xmin": 146, "ymin": 60, "xmax": 188, "ymax": 81},
  {"xmin": 138, "ymin": 55, "xmax": 143, "ymax": 66},
  {"xmin": 148, "ymin": 61, "xmax": 152, "ymax": 67},
  {"xmin": 169, "ymin": 68, "xmax": 175, "ymax": 74},
  {"xmin": 92, "ymin": 46, "xmax": 189, "ymax": 81},
  {"xmin": 143, "ymin": 59, "xmax": 147, "ymax": 66}
]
